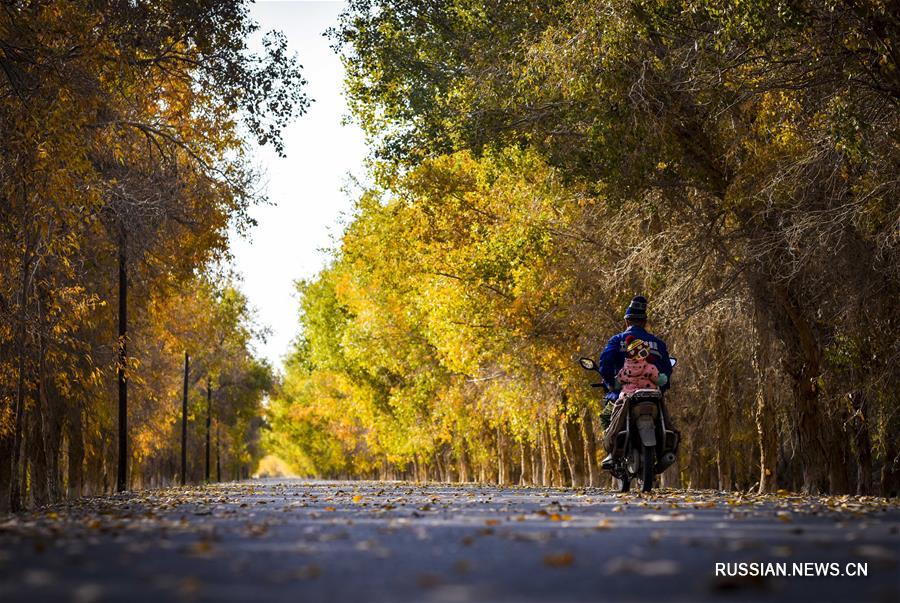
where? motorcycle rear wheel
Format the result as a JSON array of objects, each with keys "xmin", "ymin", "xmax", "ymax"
[{"xmin": 641, "ymin": 445, "xmax": 655, "ymax": 493}]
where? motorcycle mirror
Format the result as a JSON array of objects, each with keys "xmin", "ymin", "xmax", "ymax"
[
  {"xmin": 670, "ymin": 357, "xmax": 677, "ymax": 367},
  {"xmin": 578, "ymin": 357, "xmax": 597, "ymax": 371}
]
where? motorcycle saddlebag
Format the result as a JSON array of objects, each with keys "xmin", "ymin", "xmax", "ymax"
[{"xmin": 603, "ymin": 400, "xmax": 628, "ymax": 456}]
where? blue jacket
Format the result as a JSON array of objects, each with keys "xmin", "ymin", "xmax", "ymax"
[{"xmin": 598, "ymin": 325, "xmax": 672, "ymax": 397}]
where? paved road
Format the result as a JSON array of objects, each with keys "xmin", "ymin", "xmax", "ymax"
[{"xmin": 0, "ymin": 480, "xmax": 897, "ymax": 602}]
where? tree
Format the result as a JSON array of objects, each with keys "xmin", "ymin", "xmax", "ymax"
[{"xmin": 0, "ymin": 0, "xmax": 304, "ymax": 509}]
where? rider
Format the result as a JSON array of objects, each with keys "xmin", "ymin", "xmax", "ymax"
[{"xmin": 597, "ymin": 295, "xmax": 674, "ymax": 468}]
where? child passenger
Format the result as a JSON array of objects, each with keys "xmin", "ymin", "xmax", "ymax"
[
  {"xmin": 599, "ymin": 336, "xmax": 660, "ymax": 429},
  {"xmin": 616, "ymin": 335, "xmax": 660, "ymax": 395}
]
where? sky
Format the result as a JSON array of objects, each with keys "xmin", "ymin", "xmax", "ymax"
[{"xmin": 228, "ymin": 1, "xmax": 367, "ymax": 370}]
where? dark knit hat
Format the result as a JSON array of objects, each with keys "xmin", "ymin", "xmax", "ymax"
[{"xmin": 624, "ymin": 295, "xmax": 648, "ymax": 321}]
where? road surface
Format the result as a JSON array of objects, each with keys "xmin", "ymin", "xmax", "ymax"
[{"xmin": 0, "ymin": 479, "xmax": 897, "ymax": 602}]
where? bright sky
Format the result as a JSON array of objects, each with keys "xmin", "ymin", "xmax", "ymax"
[{"xmin": 228, "ymin": 1, "xmax": 367, "ymax": 370}]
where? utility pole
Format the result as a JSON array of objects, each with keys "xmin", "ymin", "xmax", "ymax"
[
  {"xmin": 116, "ymin": 236, "xmax": 128, "ymax": 493},
  {"xmin": 180, "ymin": 352, "xmax": 189, "ymax": 486},
  {"xmin": 205, "ymin": 376, "xmax": 211, "ymax": 482}
]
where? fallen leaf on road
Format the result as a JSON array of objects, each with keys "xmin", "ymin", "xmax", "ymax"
[
  {"xmin": 246, "ymin": 523, "xmax": 269, "ymax": 537},
  {"xmin": 293, "ymin": 564, "xmax": 321, "ymax": 580},
  {"xmin": 187, "ymin": 540, "xmax": 215, "ymax": 557},
  {"xmin": 543, "ymin": 551, "xmax": 575, "ymax": 567},
  {"xmin": 73, "ymin": 583, "xmax": 104, "ymax": 603},
  {"xmin": 595, "ymin": 519, "xmax": 613, "ymax": 530},
  {"xmin": 24, "ymin": 569, "xmax": 55, "ymax": 586},
  {"xmin": 417, "ymin": 572, "xmax": 443, "ymax": 588},
  {"xmin": 178, "ymin": 576, "xmax": 202, "ymax": 597},
  {"xmin": 605, "ymin": 558, "xmax": 679, "ymax": 576},
  {"xmin": 644, "ymin": 514, "xmax": 687, "ymax": 522},
  {"xmin": 852, "ymin": 545, "xmax": 898, "ymax": 562}
]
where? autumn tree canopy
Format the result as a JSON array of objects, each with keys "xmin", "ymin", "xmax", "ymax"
[
  {"xmin": 0, "ymin": 0, "xmax": 306, "ymax": 511},
  {"xmin": 267, "ymin": 0, "xmax": 899, "ymax": 495}
]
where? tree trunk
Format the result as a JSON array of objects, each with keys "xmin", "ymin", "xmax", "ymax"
[
  {"xmin": 0, "ymin": 434, "xmax": 12, "ymax": 514},
  {"xmin": 205, "ymin": 377, "xmax": 211, "ymax": 482},
  {"xmin": 553, "ymin": 419, "xmax": 569, "ymax": 486},
  {"xmin": 581, "ymin": 408, "xmax": 599, "ymax": 487},
  {"xmin": 41, "ymin": 393, "xmax": 62, "ymax": 503},
  {"xmin": 853, "ymin": 395, "xmax": 873, "ymax": 495},
  {"xmin": 767, "ymin": 285, "xmax": 830, "ymax": 493},
  {"xmin": 20, "ymin": 440, "xmax": 29, "ymax": 507},
  {"xmin": 66, "ymin": 404, "xmax": 84, "ymax": 499},
  {"xmin": 496, "ymin": 426, "xmax": 507, "ymax": 485},
  {"xmin": 661, "ymin": 460, "xmax": 682, "ymax": 488},
  {"xmin": 755, "ymin": 386, "xmax": 778, "ymax": 493},
  {"xmin": 29, "ymin": 405, "xmax": 49, "ymax": 506},
  {"xmin": 9, "ymin": 241, "xmax": 33, "ymax": 511},
  {"xmin": 215, "ymin": 421, "xmax": 221, "ymax": 483},
  {"xmin": 116, "ymin": 237, "xmax": 128, "ymax": 493},
  {"xmin": 432, "ymin": 449, "xmax": 442, "ymax": 482},
  {"xmin": 828, "ymin": 410, "xmax": 853, "ymax": 494},
  {"xmin": 562, "ymin": 415, "xmax": 586, "ymax": 487},
  {"xmin": 539, "ymin": 426, "xmax": 550, "ymax": 487},
  {"xmin": 181, "ymin": 352, "xmax": 189, "ymax": 486},
  {"xmin": 880, "ymin": 435, "xmax": 900, "ymax": 497},
  {"xmin": 753, "ymin": 312, "xmax": 778, "ymax": 494},
  {"xmin": 36, "ymin": 291, "xmax": 61, "ymax": 502},
  {"xmin": 37, "ymin": 287, "xmax": 64, "ymax": 502},
  {"xmin": 457, "ymin": 445, "xmax": 470, "ymax": 483},
  {"xmin": 443, "ymin": 445, "xmax": 455, "ymax": 482},
  {"xmin": 711, "ymin": 326, "xmax": 733, "ymax": 492},
  {"xmin": 519, "ymin": 441, "xmax": 531, "ymax": 486},
  {"xmin": 715, "ymin": 391, "xmax": 733, "ymax": 491}
]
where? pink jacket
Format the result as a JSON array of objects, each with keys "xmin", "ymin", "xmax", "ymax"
[{"xmin": 617, "ymin": 358, "xmax": 659, "ymax": 395}]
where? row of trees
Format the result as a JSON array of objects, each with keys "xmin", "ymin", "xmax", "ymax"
[
  {"xmin": 267, "ymin": 0, "xmax": 899, "ymax": 495},
  {"xmin": 0, "ymin": 0, "xmax": 306, "ymax": 511}
]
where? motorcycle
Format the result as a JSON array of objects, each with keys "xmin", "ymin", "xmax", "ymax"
[{"xmin": 578, "ymin": 356, "xmax": 679, "ymax": 493}]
